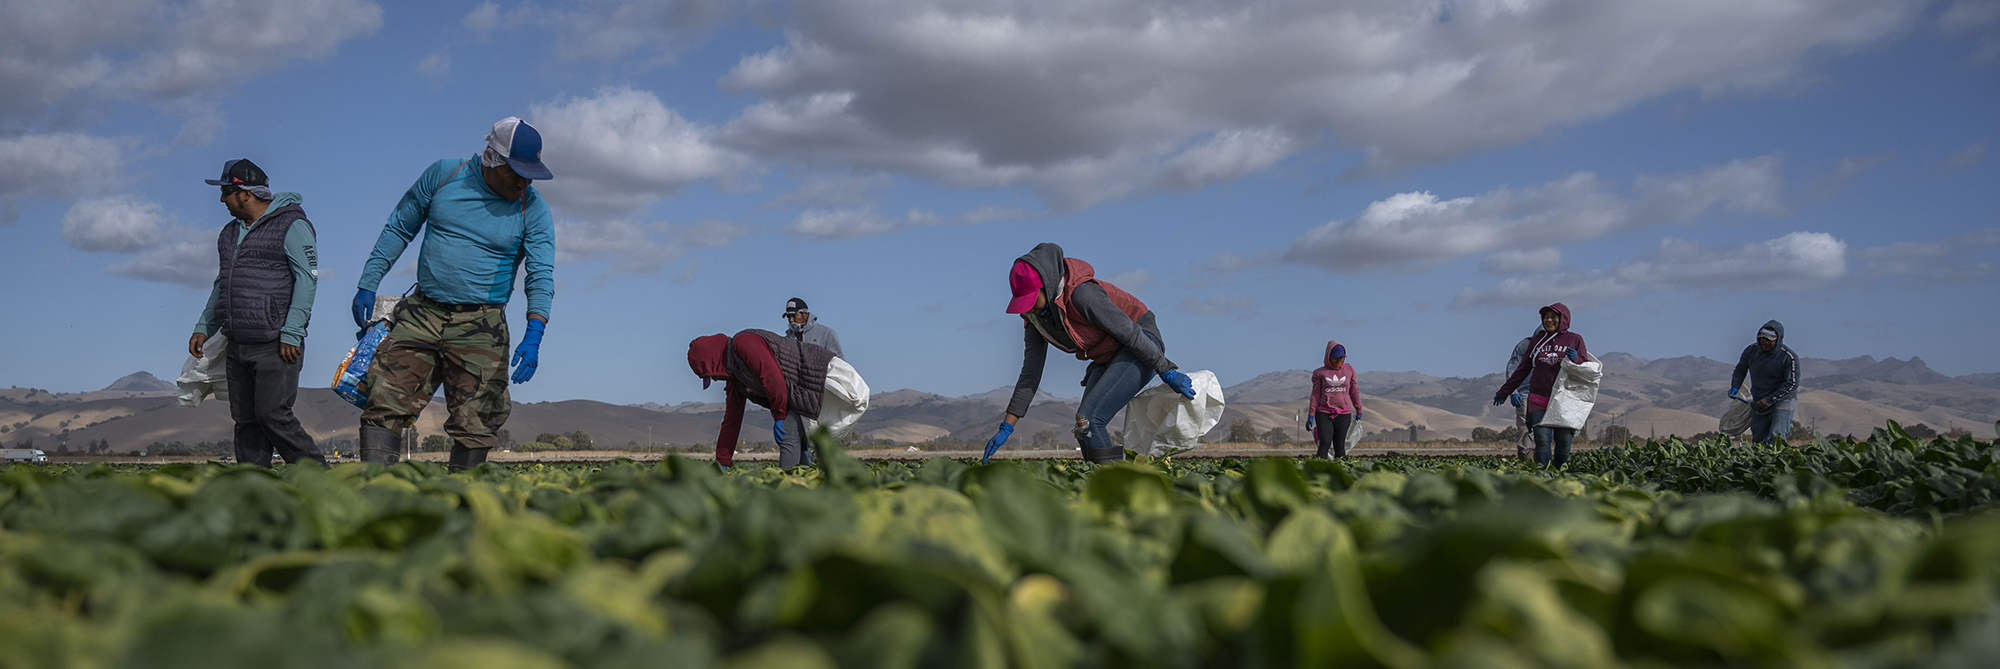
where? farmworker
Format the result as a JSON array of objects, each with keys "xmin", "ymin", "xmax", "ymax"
[
  {"xmin": 187, "ymin": 158, "xmax": 327, "ymax": 468},
  {"xmin": 779, "ymin": 297, "xmax": 843, "ymax": 467},
  {"xmin": 1503, "ymin": 326, "xmax": 1541, "ymax": 461},
  {"xmin": 351, "ymin": 117, "xmax": 556, "ymax": 471},
  {"xmin": 688, "ymin": 329, "xmax": 865, "ymax": 467},
  {"xmin": 1492, "ymin": 303, "xmax": 1591, "ymax": 467},
  {"xmin": 1730, "ymin": 320, "xmax": 1800, "ymax": 445},
  {"xmin": 1308, "ymin": 340, "xmax": 1363, "ymax": 458},
  {"xmin": 982, "ymin": 243, "xmax": 1197, "ymax": 464}
]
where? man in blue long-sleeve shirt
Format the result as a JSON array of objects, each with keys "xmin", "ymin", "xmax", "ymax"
[
  {"xmin": 1730, "ymin": 320, "xmax": 1800, "ymax": 445},
  {"xmin": 351, "ymin": 117, "xmax": 556, "ymax": 470},
  {"xmin": 189, "ymin": 158, "xmax": 327, "ymax": 468}
]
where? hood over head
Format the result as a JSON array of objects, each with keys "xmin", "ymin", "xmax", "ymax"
[
  {"xmin": 688, "ymin": 334, "xmax": 730, "ymax": 389},
  {"xmin": 1539, "ymin": 302, "xmax": 1572, "ymax": 332},
  {"xmin": 1324, "ymin": 340, "xmax": 1346, "ymax": 367},
  {"xmin": 787, "ymin": 315, "xmax": 818, "ymax": 335},
  {"xmin": 1015, "ymin": 243, "xmax": 1068, "ymax": 309},
  {"xmin": 1758, "ymin": 319, "xmax": 1784, "ymax": 345}
]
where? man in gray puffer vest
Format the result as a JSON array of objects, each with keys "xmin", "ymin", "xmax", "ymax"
[
  {"xmin": 187, "ymin": 159, "xmax": 326, "ymax": 467},
  {"xmin": 780, "ymin": 297, "xmax": 842, "ymax": 467}
]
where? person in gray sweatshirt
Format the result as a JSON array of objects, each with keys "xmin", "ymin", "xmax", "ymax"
[
  {"xmin": 1730, "ymin": 320, "xmax": 1800, "ymax": 445},
  {"xmin": 779, "ymin": 297, "xmax": 842, "ymax": 467}
]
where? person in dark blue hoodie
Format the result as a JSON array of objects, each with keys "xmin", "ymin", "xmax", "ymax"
[{"xmin": 1730, "ymin": 320, "xmax": 1800, "ymax": 444}]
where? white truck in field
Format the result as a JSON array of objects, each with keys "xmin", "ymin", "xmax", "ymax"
[{"xmin": 3, "ymin": 449, "xmax": 48, "ymax": 463}]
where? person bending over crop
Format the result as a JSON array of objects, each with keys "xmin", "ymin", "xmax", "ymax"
[
  {"xmin": 688, "ymin": 330, "xmax": 867, "ymax": 467},
  {"xmin": 1308, "ymin": 341, "xmax": 1363, "ymax": 458},
  {"xmin": 1493, "ymin": 303, "xmax": 1591, "ymax": 467},
  {"xmin": 1730, "ymin": 320, "xmax": 1800, "ymax": 445},
  {"xmin": 350, "ymin": 117, "xmax": 556, "ymax": 471},
  {"xmin": 982, "ymin": 243, "xmax": 1197, "ymax": 464}
]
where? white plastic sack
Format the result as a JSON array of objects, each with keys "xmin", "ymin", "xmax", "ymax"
[
  {"xmin": 1347, "ymin": 414, "xmax": 1365, "ymax": 453},
  {"xmin": 1121, "ymin": 370, "xmax": 1226, "ymax": 458},
  {"xmin": 1719, "ymin": 399, "xmax": 1754, "ymax": 436},
  {"xmin": 1539, "ymin": 359, "xmax": 1601, "ymax": 430},
  {"xmin": 805, "ymin": 357, "xmax": 870, "ymax": 437},
  {"xmin": 175, "ymin": 333, "xmax": 230, "ymax": 407}
]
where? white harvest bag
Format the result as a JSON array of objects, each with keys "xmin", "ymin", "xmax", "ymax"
[
  {"xmin": 176, "ymin": 333, "xmax": 230, "ymax": 407},
  {"xmin": 1719, "ymin": 399, "xmax": 1754, "ymax": 436},
  {"xmin": 1347, "ymin": 414, "xmax": 1365, "ymax": 453},
  {"xmin": 1122, "ymin": 370, "xmax": 1226, "ymax": 457},
  {"xmin": 1539, "ymin": 359, "xmax": 1601, "ymax": 430},
  {"xmin": 805, "ymin": 357, "xmax": 870, "ymax": 437}
]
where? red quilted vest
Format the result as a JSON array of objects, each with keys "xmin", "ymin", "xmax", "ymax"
[{"xmin": 1048, "ymin": 258, "xmax": 1150, "ymax": 363}]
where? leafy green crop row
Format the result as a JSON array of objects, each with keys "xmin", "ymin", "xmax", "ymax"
[
  {"xmin": 0, "ymin": 425, "xmax": 1995, "ymax": 668},
  {"xmin": 1571, "ymin": 420, "xmax": 2000, "ymax": 517}
]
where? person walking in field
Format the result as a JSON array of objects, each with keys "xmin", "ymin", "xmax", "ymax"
[
  {"xmin": 350, "ymin": 117, "xmax": 556, "ymax": 471},
  {"xmin": 1493, "ymin": 303, "xmax": 1591, "ymax": 467},
  {"xmin": 687, "ymin": 329, "xmax": 868, "ymax": 468},
  {"xmin": 1503, "ymin": 326, "xmax": 1541, "ymax": 461},
  {"xmin": 1308, "ymin": 340, "xmax": 1363, "ymax": 458},
  {"xmin": 981, "ymin": 243, "xmax": 1197, "ymax": 464},
  {"xmin": 779, "ymin": 297, "xmax": 842, "ymax": 467},
  {"xmin": 187, "ymin": 158, "xmax": 326, "ymax": 468},
  {"xmin": 1730, "ymin": 320, "xmax": 1799, "ymax": 445}
]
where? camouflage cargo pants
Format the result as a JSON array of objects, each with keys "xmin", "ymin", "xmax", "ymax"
[{"xmin": 359, "ymin": 294, "xmax": 511, "ymax": 450}]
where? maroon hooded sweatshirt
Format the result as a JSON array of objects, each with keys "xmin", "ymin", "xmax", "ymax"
[
  {"xmin": 1309, "ymin": 340, "xmax": 1362, "ymax": 417},
  {"xmin": 1494, "ymin": 303, "xmax": 1589, "ymax": 412},
  {"xmin": 687, "ymin": 332, "xmax": 788, "ymax": 466}
]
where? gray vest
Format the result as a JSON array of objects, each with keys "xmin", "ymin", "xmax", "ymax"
[
  {"xmin": 726, "ymin": 329, "xmax": 835, "ymax": 420},
  {"xmin": 216, "ymin": 205, "xmax": 311, "ymax": 344}
]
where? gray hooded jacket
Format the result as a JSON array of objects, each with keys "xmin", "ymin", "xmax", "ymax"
[
  {"xmin": 1007, "ymin": 243, "xmax": 1174, "ymax": 418},
  {"xmin": 1731, "ymin": 319, "xmax": 1799, "ymax": 414},
  {"xmin": 787, "ymin": 316, "xmax": 843, "ymax": 359}
]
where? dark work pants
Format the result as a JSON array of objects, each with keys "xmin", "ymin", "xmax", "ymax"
[
  {"xmin": 1314, "ymin": 412, "xmax": 1354, "ymax": 458},
  {"xmin": 1526, "ymin": 409, "xmax": 1573, "ymax": 468},
  {"xmin": 226, "ymin": 340, "xmax": 325, "ymax": 467},
  {"xmin": 1749, "ymin": 407, "xmax": 1795, "ymax": 445},
  {"xmin": 779, "ymin": 414, "xmax": 815, "ymax": 468}
]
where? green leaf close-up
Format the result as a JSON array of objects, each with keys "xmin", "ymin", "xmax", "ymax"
[{"xmin": 0, "ymin": 424, "xmax": 1996, "ymax": 668}]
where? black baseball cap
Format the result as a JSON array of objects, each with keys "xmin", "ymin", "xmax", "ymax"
[
  {"xmin": 204, "ymin": 158, "xmax": 268, "ymax": 187},
  {"xmin": 783, "ymin": 297, "xmax": 808, "ymax": 316}
]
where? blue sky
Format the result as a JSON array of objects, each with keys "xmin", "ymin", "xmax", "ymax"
[{"xmin": 3, "ymin": 0, "xmax": 1997, "ymax": 406}]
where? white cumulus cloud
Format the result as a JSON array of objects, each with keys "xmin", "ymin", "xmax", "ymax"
[
  {"xmin": 59, "ymin": 194, "xmax": 216, "ymax": 287},
  {"xmin": 1450, "ymin": 231, "xmax": 1848, "ymax": 309},
  {"xmin": 1285, "ymin": 154, "xmax": 1788, "ymax": 273},
  {"xmin": 0, "ymin": 132, "xmax": 132, "ymax": 223},
  {"xmin": 530, "ymin": 87, "xmax": 748, "ymax": 220},
  {"xmin": 1480, "ymin": 248, "xmax": 1561, "ymax": 274},
  {"xmin": 555, "ymin": 218, "xmax": 749, "ymax": 276},
  {"xmin": 715, "ymin": 0, "xmax": 1920, "ymax": 208}
]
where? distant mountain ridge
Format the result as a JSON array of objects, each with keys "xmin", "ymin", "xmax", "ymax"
[{"xmin": 7, "ymin": 353, "xmax": 1997, "ymax": 452}]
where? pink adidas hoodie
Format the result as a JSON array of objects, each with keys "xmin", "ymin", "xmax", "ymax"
[{"xmin": 1310, "ymin": 340, "xmax": 1362, "ymax": 416}]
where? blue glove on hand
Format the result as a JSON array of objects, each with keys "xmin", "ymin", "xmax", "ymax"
[
  {"xmin": 1509, "ymin": 391, "xmax": 1526, "ymax": 407},
  {"xmin": 1728, "ymin": 386, "xmax": 1742, "ymax": 401},
  {"xmin": 1565, "ymin": 348, "xmax": 1580, "ymax": 362},
  {"xmin": 773, "ymin": 420, "xmax": 787, "ymax": 445},
  {"xmin": 1492, "ymin": 395, "xmax": 1506, "ymax": 406},
  {"xmin": 1160, "ymin": 369, "xmax": 1197, "ymax": 400},
  {"xmin": 352, "ymin": 289, "xmax": 376, "ymax": 328},
  {"xmin": 511, "ymin": 318, "xmax": 545, "ymax": 384},
  {"xmin": 982, "ymin": 422, "xmax": 1015, "ymax": 464}
]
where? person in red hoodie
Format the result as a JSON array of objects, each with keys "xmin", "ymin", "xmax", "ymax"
[
  {"xmin": 687, "ymin": 329, "xmax": 840, "ymax": 467},
  {"xmin": 1308, "ymin": 341, "xmax": 1363, "ymax": 458},
  {"xmin": 1493, "ymin": 303, "xmax": 1590, "ymax": 467}
]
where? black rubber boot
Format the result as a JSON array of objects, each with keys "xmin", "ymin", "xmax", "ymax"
[
  {"xmin": 448, "ymin": 443, "xmax": 488, "ymax": 472},
  {"xmin": 359, "ymin": 426, "xmax": 402, "ymax": 465},
  {"xmin": 1081, "ymin": 446, "xmax": 1125, "ymax": 464}
]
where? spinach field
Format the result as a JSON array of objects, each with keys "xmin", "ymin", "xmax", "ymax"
[{"xmin": 1, "ymin": 422, "xmax": 1995, "ymax": 668}]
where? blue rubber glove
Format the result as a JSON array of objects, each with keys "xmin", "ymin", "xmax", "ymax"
[
  {"xmin": 352, "ymin": 289, "xmax": 376, "ymax": 327},
  {"xmin": 773, "ymin": 420, "xmax": 786, "ymax": 445},
  {"xmin": 1160, "ymin": 369, "xmax": 1197, "ymax": 400},
  {"xmin": 1509, "ymin": 391, "xmax": 1526, "ymax": 407},
  {"xmin": 1728, "ymin": 386, "xmax": 1740, "ymax": 399},
  {"xmin": 1565, "ymin": 347, "xmax": 1580, "ymax": 362},
  {"xmin": 981, "ymin": 422, "xmax": 1015, "ymax": 464},
  {"xmin": 1492, "ymin": 394, "xmax": 1506, "ymax": 406},
  {"xmin": 511, "ymin": 318, "xmax": 545, "ymax": 384}
]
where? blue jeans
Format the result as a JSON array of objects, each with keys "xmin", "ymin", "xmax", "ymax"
[
  {"xmin": 1526, "ymin": 409, "xmax": 1574, "ymax": 468},
  {"xmin": 1074, "ymin": 332, "xmax": 1163, "ymax": 462},
  {"xmin": 1750, "ymin": 407, "xmax": 1794, "ymax": 445}
]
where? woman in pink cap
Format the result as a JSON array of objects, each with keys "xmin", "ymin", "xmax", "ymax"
[{"xmin": 982, "ymin": 243, "xmax": 1196, "ymax": 464}]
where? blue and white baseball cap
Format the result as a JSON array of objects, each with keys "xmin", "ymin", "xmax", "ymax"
[{"xmin": 485, "ymin": 117, "xmax": 554, "ymax": 180}]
